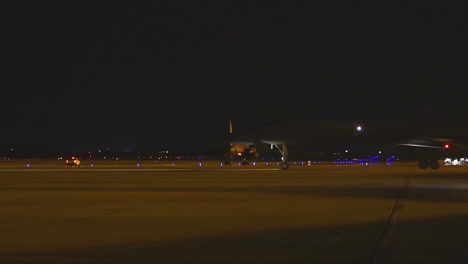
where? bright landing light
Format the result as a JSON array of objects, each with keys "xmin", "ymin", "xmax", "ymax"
[{"xmin": 356, "ymin": 126, "xmax": 362, "ymax": 131}]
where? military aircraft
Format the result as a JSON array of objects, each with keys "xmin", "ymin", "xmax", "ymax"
[{"xmin": 223, "ymin": 119, "xmax": 468, "ymax": 170}]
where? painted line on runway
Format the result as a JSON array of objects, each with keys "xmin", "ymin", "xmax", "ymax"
[
  {"xmin": 0, "ymin": 168, "xmax": 280, "ymax": 172},
  {"xmin": 373, "ymin": 183, "xmax": 468, "ymax": 191},
  {"xmin": 408, "ymin": 183, "xmax": 468, "ymax": 191}
]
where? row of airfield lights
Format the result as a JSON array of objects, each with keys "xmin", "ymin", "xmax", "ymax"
[
  {"xmin": 25, "ymin": 125, "xmax": 368, "ymax": 168},
  {"xmin": 25, "ymin": 159, "xmax": 393, "ymax": 168},
  {"xmin": 23, "ymin": 161, "xmax": 318, "ymax": 168},
  {"xmin": 22, "ymin": 156, "xmax": 466, "ymax": 168},
  {"xmin": 24, "ymin": 159, "xmax": 389, "ymax": 168}
]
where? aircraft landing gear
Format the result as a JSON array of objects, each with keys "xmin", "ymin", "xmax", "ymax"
[
  {"xmin": 419, "ymin": 160, "xmax": 429, "ymax": 169},
  {"xmin": 267, "ymin": 143, "xmax": 289, "ymax": 170},
  {"xmin": 419, "ymin": 160, "xmax": 439, "ymax": 169}
]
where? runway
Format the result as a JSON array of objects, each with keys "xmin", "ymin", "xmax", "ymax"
[{"xmin": 0, "ymin": 161, "xmax": 467, "ymax": 263}]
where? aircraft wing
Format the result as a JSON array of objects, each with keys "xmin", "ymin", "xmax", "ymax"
[{"xmin": 225, "ymin": 118, "xmax": 468, "ymax": 170}]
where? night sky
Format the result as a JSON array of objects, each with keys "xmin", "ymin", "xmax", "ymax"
[{"xmin": 2, "ymin": 1, "xmax": 467, "ymax": 154}]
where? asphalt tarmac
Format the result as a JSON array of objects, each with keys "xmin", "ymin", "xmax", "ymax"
[{"xmin": 0, "ymin": 161, "xmax": 467, "ymax": 263}]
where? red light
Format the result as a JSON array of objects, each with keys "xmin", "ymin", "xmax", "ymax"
[{"xmin": 444, "ymin": 144, "xmax": 450, "ymax": 149}]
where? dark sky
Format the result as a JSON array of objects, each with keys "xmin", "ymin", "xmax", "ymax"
[{"xmin": 2, "ymin": 1, "xmax": 467, "ymax": 153}]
